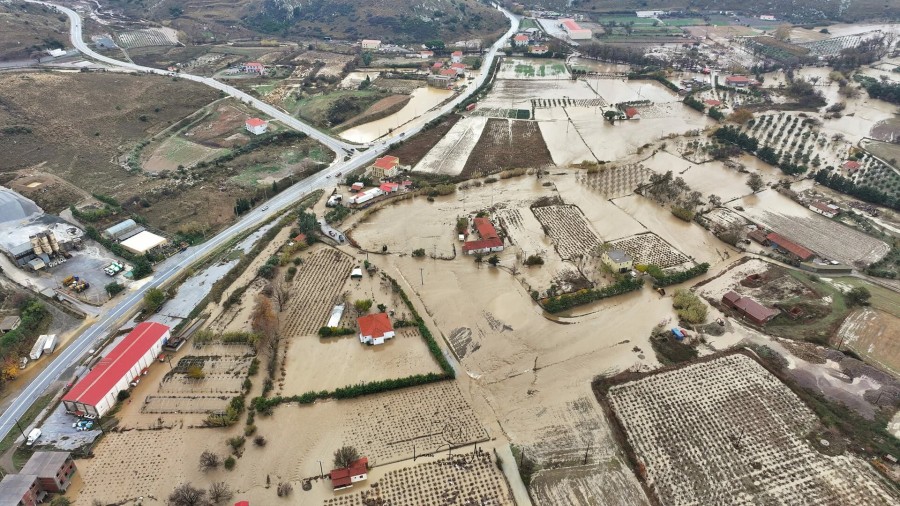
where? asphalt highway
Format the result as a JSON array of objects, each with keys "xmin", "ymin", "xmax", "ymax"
[{"xmin": 0, "ymin": 0, "xmax": 517, "ymax": 441}]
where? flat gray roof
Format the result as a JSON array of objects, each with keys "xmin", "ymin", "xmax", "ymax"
[
  {"xmin": 0, "ymin": 474, "xmax": 38, "ymax": 501},
  {"xmin": 20, "ymin": 451, "xmax": 71, "ymax": 478},
  {"xmin": 607, "ymin": 249, "xmax": 632, "ymax": 263}
]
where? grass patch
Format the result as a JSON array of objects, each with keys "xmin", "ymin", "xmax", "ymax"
[
  {"xmin": 0, "ymin": 392, "xmax": 55, "ymax": 466},
  {"xmin": 231, "ymin": 164, "xmax": 282, "ymax": 187},
  {"xmin": 519, "ymin": 18, "xmax": 539, "ymax": 30},
  {"xmin": 295, "ymin": 90, "xmax": 385, "ymax": 128},
  {"xmin": 833, "ymin": 277, "xmax": 900, "ymax": 318},
  {"xmin": 650, "ymin": 333, "xmax": 699, "ymax": 365},
  {"xmin": 514, "ymin": 64, "xmax": 535, "ymax": 77}
]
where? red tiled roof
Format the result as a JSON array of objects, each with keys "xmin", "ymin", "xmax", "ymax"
[
  {"xmin": 379, "ymin": 183, "xmax": 399, "ymax": 192},
  {"xmin": 722, "ymin": 291, "xmax": 779, "ymax": 323},
  {"xmin": 432, "ymin": 62, "xmax": 444, "ymax": 69},
  {"xmin": 330, "ymin": 457, "xmax": 368, "ymax": 489},
  {"xmin": 452, "ymin": 51, "xmax": 463, "ymax": 56},
  {"xmin": 451, "ymin": 62, "xmax": 466, "ymax": 69},
  {"xmin": 246, "ymin": 118, "xmax": 266, "ymax": 127},
  {"xmin": 766, "ymin": 232, "xmax": 814, "ymax": 260},
  {"xmin": 462, "ymin": 237, "xmax": 503, "ymax": 252},
  {"xmin": 561, "ymin": 19, "xmax": 582, "ymax": 30},
  {"xmin": 514, "ymin": 34, "xmax": 529, "ymax": 41},
  {"xmin": 357, "ymin": 313, "xmax": 393, "ymax": 339},
  {"xmin": 704, "ymin": 99, "xmax": 722, "ymax": 106},
  {"xmin": 63, "ymin": 323, "xmax": 169, "ymax": 407},
  {"xmin": 440, "ymin": 69, "xmax": 457, "ymax": 77},
  {"xmin": 842, "ymin": 160, "xmax": 860, "ymax": 170},
  {"xmin": 726, "ymin": 75, "xmax": 750, "ymax": 83},
  {"xmin": 625, "ymin": 107, "xmax": 639, "ymax": 118},
  {"xmin": 373, "ymin": 155, "xmax": 399, "ymax": 170},
  {"xmin": 473, "ymin": 218, "xmax": 499, "ymax": 239},
  {"xmin": 810, "ymin": 202, "xmax": 836, "ymax": 214},
  {"xmin": 245, "ymin": 62, "xmax": 263, "ymax": 68},
  {"xmin": 293, "ymin": 233, "xmax": 306, "ymax": 243}
]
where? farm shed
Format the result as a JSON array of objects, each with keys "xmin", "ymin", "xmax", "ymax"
[
  {"xmin": 0, "ymin": 315, "xmax": 20, "ymax": 332},
  {"xmin": 20, "ymin": 451, "xmax": 76, "ymax": 493},
  {"xmin": 603, "ymin": 249, "xmax": 633, "ymax": 273},
  {"xmin": 62, "ymin": 322, "xmax": 170, "ymax": 418},
  {"xmin": 765, "ymin": 232, "xmax": 814, "ymax": 261},
  {"xmin": 327, "ymin": 304, "xmax": 345, "ymax": 328},
  {"xmin": 120, "ymin": 231, "xmax": 167, "ymax": 255},
  {"xmin": 747, "ymin": 229, "xmax": 769, "ymax": 245},
  {"xmin": 0, "ymin": 474, "xmax": 44, "ymax": 505},
  {"xmin": 722, "ymin": 291, "xmax": 779, "ymax": 325},
  {"xmin": 103, "ymin": 219, "xmax": 143, "ymax": 241},
  {"xmin": 358, "ymin": 313, "xmax": 395, "ymax": 345},
  {"xmin": 331, "ymin": 457, "xmax": 369, "ymax": 490},
  {"xmin": 808, "ymin": 201, "xmax": 839, "ymax": 218}
]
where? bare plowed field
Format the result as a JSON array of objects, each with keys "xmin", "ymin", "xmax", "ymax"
[
  {"xmin": 607, "ymin": 354, "xmax": 900, "ymax": 505},
  {"xmin": 325, "ymin": 451, "xmax": 513, "ymax": 506},
  {"xmin": 460, "ymin": 119, "xmax": 553, "ymax": 178},
  {"xmin": 281, "ymin": 248, "xmax": 354, "ymax": 337},
  {"xmin": 386, "ymin": 114, "xmax": 461, "ymax": 167},
  {"xmin": 754, "ymin": 211, "xmax": 889, "ymax": 265},
  {"xmin": 413, "ymin": 116, "xmax": 486, "ymax": 176},
  {"xmin": 837, "ymin": 308, "xmax": 900, "ymax": 377},
  {"xmin": 532, "ymin": 204, "xmax": 601, "ymax": 260}
]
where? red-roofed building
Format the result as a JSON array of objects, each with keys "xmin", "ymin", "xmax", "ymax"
[
  {"xmin": 766, "ymin": 232, "xmax": 814, "ymax": 261},
  {"xmin": 560, "ymin": 19, "xmax": 592, "ymax": 39},
  {"xmin": 808, "ymin": 201, "xmax": 839, "ymax": 218},
  {"xmin": 704, "ymin": 99, "xmax": 722, "ymax": 106},
  {"xmin": 451, "ymin": 50, "xmax": 463, "ymax": 63},
  {"xmin": 63, "ymin": 322, "xmax": 170, "ymax": 418},
  {"xmin": 240, "ymin": 62, "xmax": 265, "ymax": 74},
  {"xmin": 440, "ymin": 68, "xmax": 458, "ymax": 78},
  {"xmin": 234, "ymin": 502, "xmax": 250, "ymax": 506},
  {"xmin": 293, "ymin": 233, "xmax": 307, "ymax": 244},
  {"xmin": 464, "ymin": 218, "xmax": 504, "ymax": 255},
  {"xmin": 512, "ymin": 34, "xmax": 530, "ymax": 46},
  {"xmin": 722, "ymin": 291, "xmax": 780, "ymax": 325},
  {"xmin": 432, "ymin": 62, "xmax": 444, "ymax": 72},
  {"xmin": 419, "ymin": 50, "xmax": 434, "ymax": 59},
  {"xmin": 842, "ymin": 160, "xmax": 861, "ymax": 173},
  {"xmin": 379, "ymin": 182, "xmax": 399, "ymax": 193},
  {"xmin": 370, "ymin": 155, "xmax": 402, "ymax": 179},
  {"xmin": 245, "ymin": 118, "xmax": 268, "ymax": 135},
  {"xmin": 529, "ymin": 45, "xmax": 549, "ymax": 55},
  {"xmin": 450, "ymin": 62, "xmax": 466, "ymax": 74},
  {"xmin": 330, "ymin": 457, "xmax": 368, "ymax": 490},
  {"xmin": 624, "ymin": 107, "xmax": 641, "ymax": 120},
  {"xmin": 725, "ymin": 75, "xmax": 751, "ymax": 87},
  {"xmin": 358, "ymin": 313, "xmax": 395, "ymax": 345}
]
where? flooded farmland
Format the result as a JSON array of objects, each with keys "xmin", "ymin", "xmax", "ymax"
[{"xmin": 340, "ymin": 85, "xmax": 455, "ymax": 142}]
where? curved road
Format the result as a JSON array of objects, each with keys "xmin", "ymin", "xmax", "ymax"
[{"xmin": 2, "ymin": 2, "xmax": 517, "ymax": 442}]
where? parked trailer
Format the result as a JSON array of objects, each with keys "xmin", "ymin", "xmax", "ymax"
[
  {"xmin": 29, "ymin": 334, "xmax": 50, "ymax": 360},
  {"xmin": 42, "ymin": 334, "xmax": 58, "ymax": 354}
]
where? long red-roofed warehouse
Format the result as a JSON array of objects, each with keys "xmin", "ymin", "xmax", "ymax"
[{"xmin": 62, "ymin": 322, "xmax": 170, "ymax": 418}]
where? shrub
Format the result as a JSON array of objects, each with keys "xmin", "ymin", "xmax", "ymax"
[
  {"xmin": 541, "ymin": 278, "xmax": 644, "ymax": 313},
  {"xmin": 227, "ymin": 436, "xmax": 246, "ymax": 452},
  {"xmin": 649, "ymin": 263, "xmax": 710, "ymax": 287},
  {"xmin": 105, "ymin": 282, "xmax": 125, "ymax": 296},
  {"xmin": 254, "ymin": 435, "xmax": 267, "ymax": 447},
  {"xmin": 318, "ymin": 326, "xmax": 355, "ymax": 337},
  {"xmin": 524, "ymin": 255, "xmax": 544, "ymax": 266},
  {"xmin": 672, "ymin": 289, "xmax": 708, "ymax": 324},
  {"xmin": 198, "ymin": 451, "xmax": 221, "ymax": 471},
  {"xmin": 244, "ymin": 424, "xmax": 257, "ymax": 436},
  {"xmin": 224, "ymin": 456, "xmax": 236, "ymax": 470},
  {"xmin": 412, "ymin": 248, "xmax": 426, "ymax": 257}
]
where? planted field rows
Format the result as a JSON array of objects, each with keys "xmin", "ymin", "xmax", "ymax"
[
  {"xmin": 460, "ymin": 119, "xmax": 553, "ymax": 178},
  {"xmin": 607, "ymin": 354, "xmax": 900, "ymax": 505},
  {"xmin": 578, "ymin": 163, "xmax": 652, "ymax": 198},
  {"xmin": 342, "ymin": 381, "xmax": 487, "ymax": 465},
  {"xmin": 281, "ymin": 248, "xmax": 354, "ymax": 337},
  {"xmin": 117, "ymin": 28, "xmax": 179, "ymax": 49},
  {"xmin": 532, "ymin": 204, "xmax": 601, "ymax": 260},
  {"xmin": 325, "ymin": 451, "xmax": 513, "ymax": 506},
  {"xmin": 611, "ymin": 233, "xmax": 689, "ymax": 268}
]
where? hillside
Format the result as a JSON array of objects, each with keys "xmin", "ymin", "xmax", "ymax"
[
  {"xmin": 537, "ymin": 0, "xmax": 899, "ymax": 23},
  {"xmin": 101, "ymin": 0, "xmax": 508, "ymax": 44},
  {"xmin": 0, "ymin": 2, "xmax": 68, "ymax": 61}
]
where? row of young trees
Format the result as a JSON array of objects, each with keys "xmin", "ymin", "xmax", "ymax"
[{"xmin": 813, "ymin": 169, "xmax": 899, "ymax": 211}]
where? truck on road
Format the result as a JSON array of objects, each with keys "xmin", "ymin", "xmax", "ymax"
[{"xmin": 29, "ymin": 334, "xmax": 50, "ymax": 361}]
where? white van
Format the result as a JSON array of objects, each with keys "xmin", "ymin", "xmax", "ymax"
[{"xmin": 26, "ymin": 428, "xmax": 41, "ymax": 446}]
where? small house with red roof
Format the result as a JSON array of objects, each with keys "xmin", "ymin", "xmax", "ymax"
[
  {"xmin": 358, "ymin": 313, "xmax": 395, "ymax": 345},
  {"xmin": 240, "ymin": 62, "xmax": 265, "ymax": 75},
  {"xmin": 704, "ymin": 99, "xmax": 722, "ymax": 106},
  {"xmin": 370, "ymin": 155, "xmax": 402, "ymax": 179},
  {"xmin": 624, "ymin": 107, "xmax": 641, "ymax": 120},
  {"xmin": 432, "ymin": 62, "xmax": 445, "ymax": 72},
  {"xmin": 440, "ymin": 68, "xmax": 458, "ymax": 78},
  {"xmin": 451, "ymin": 50, "xmax": 463, "ymax": 63},
  {"xmin": 842, "ymin": 160, "xmax": 861, "ymax": 173},
  {"xmin": 379, "ymin": 182, "xmax": 399, "ymax": 194},
  {"xmin": 725, "ymin": 75, "xmax": 751, "ymax": 87},
  {"xmin": 419, "ymin": 50, "xmax": 434, "ymax": 59},
  {"xmin": 450, "ymin": 62, "xmax": 466, "ymax": 74},
  {"xmin": 722, "ymin": 291, "xmax": 779, "ymax": 325},
  {"xmin": 512, "ymin": 34, "xmax": 530, "ymax": 46},
  {"xmin": 808, "ymin": 201, "xmax": 839, "ymax": 218},
  {"xmin": 330, "ymin": 457, "xmax": 368, "ymax": 490},
  {"xmin": 529, "ymin": 45, "xmax": 549, "ymax": 55},
  {"xmin": 245, "ymin": 118, "xmax": 268, "ymax": 135},
  {"xmin": 463, "ymin": 218, "xmax": 504, "ymax": 255}
]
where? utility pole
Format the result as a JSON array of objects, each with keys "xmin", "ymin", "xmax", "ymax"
[
  {"xmin": 14, "ymin": 419, "xmax": 27, "ymax": 439},
  {"xmin": 318, "ymin": 460, "xmax": 324, "ymax": 479},
  {"xmin": 420, "ymin": 268, "xmax": 424, "ymax": 285}
]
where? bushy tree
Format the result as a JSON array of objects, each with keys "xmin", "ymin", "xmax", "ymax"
[
  {"xmin": 168, "ymin": 483, "xmax": 207, "ymax": 506},
  {"xmin": 144, "ymin": 288, "xmax": 165, "ymax": 312},
  {"xmin": 333, "ymin": 445, "xmax": 361, "ymax": 468},
  {"xmin": 846, "ymin": 286, "xmax": 871, "ymax": 306}
]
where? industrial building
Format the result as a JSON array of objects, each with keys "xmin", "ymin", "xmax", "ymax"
[
  {"xmin": 0, "ymin": 188, "xmax": 83, "ymax": 271},
  {"xmin": 103, "ymin": 219, "xmax": 144, "ymax": 241},
  {"xmin": 559, "ymin": 18, "xmax": 592, "ymax": 40},
  {"xmin": 120, "ymin": 230, "xmax": 167, "ymax": 255},
  {"xmin": 63, "ymin": 322, "xmax": 170, "ymax": 418}
]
